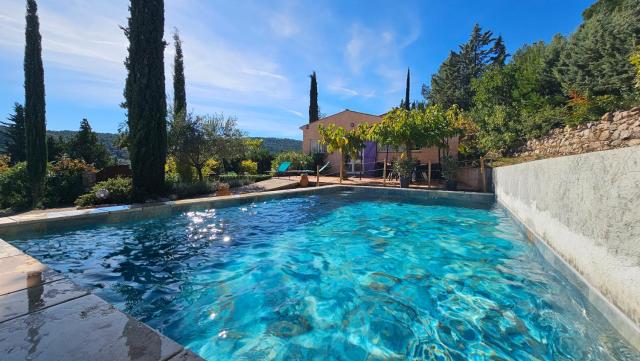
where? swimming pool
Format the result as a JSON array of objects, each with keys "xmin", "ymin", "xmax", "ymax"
[{"xmin": 5, "ymin": 189, "xmax": 639, "ymax": 360}]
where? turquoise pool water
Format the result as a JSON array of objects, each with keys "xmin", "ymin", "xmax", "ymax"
[{"xmin": 7, "ymin": 190, "xmax": 639, "ymax": 360}]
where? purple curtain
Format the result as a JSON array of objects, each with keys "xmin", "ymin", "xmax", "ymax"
[{"xmin": 363, "ymin": 141, "xmax": 377, "ymax": 175}]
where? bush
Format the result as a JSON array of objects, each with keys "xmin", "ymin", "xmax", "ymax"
[
  {"xmin": 45, "ymin": 158, "xmax": 95, "ymax": 207},
  {"xmin": 0, "ymin": 162, "xmax": 31, "ymax": 211},
  {"xmin": 0, "ymin": 155, "xmax": 10, "ymax": 173},
  {"xmin": 75, "ymin": 177, "xmax": 132, "ymax": 207},
  {"xmin": 239, "ymin": 160, "xmax": 258, "ymax": 175},
  {"xmin": 272, "ymin": 151, "xmax": 312, "ymax": 171},
  {"xmin": 217, "ymin": 174, "xmax": 271, "ymax": 188},
  {"xmin": 167, "ymin": 180, "xmax": 220, "ymax": 198}
]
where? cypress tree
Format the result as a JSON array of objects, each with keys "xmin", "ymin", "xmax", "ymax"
[
  {"xmin": 24, "ymin": 0, "xmax": 47, "ymax": 206},
  {"xmin": 172, "ymin": 28, "xmax": 186, "ymax": 119},
  {"xmin": 309, "ymin": 71, "xmax": 319, "ymax": 123},
  {"xmin": 170, "ymin": 28, "xmax": 193, "ymax": 182},
  {"xmin": 404, "ymin": 68, "xmax": 411, "ymax": 110},
  {"xmin": 123, "ymin": 0, "xmax": 167, "ymax": 199},
  {"xmin": 1, "ymin": 103, "xmax": 27, "ymax": 163}
]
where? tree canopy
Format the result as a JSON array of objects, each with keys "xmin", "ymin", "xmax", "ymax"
[{"xmin": 1, "ymin": 103, "xmax": 26, "ymax": 164}]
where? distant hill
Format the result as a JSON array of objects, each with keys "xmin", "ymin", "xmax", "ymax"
[
  {"xmin": 0, "ymin": 126, "xmax": 302, "ymax": 161},
  {"xmin": 253, "ymin": 137, "xmax": 302, "ymax": 153}
]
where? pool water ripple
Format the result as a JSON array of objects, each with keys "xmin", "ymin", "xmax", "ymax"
[{"xmin": 7, "ymin": 192, "xmax": 639, "ymax": 360}]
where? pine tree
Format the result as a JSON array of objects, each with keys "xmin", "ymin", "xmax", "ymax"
[
  {"xmin": 1, "ymin": 103, "xmax": 26, "ymax": 163},
  {"xmin": 490, "ymin": 36, "xmax": 508, "ymax": 66},
  {"xmin": 69, "ymin": 118, "xmax": 109, "ymax": 168},
  {"xmin": 427, "ymin": 24, "xmax": 504, "ymax": 110},
  {"xmin": 309, "ymin": 71, "xmax": 319, "ymax": 123},
  {"xmin": 556, "ymin": 0, "xmax": 639, "ymax": 100},
  {"xmin": 46, "ymin": 135, "xmax": 66, "ymax": 161},
  {"xmin": 123, "ymin": 0, "xmax": 168, "ymax": 199},
  {"xmin": 24, "ymin": 0, "xmax": 47, "ymax": 206},
  {"xmin": 404, "ymin": 68, "xmax": 411, "ymax": 110}
]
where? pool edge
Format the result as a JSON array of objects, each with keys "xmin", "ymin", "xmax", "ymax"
[{"xmin": 498, "ymin": 199, "xmax": 640, "ymax": 351}]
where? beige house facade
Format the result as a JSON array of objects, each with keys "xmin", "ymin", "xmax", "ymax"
[{"xmin": 300, "ymin": 109, "xmax": 458, "ymax": 176}]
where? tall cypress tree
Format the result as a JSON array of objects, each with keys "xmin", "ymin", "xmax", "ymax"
[
  {"xmin": 1, "ymin": 103, "xmax": 27, "ymax": 163},
  {"xmin": 309, "ymin": 71, "xmax": 319, "ymax": 123},
  {"xmin": 170, "ymin": 28, "xmax": 193, "ymax": 182},
  {"xmin": 172, "ymin": 28, "xmax": 186, "ymax": 119},
  {"xmin": 123, "ymin": 0, "xmax": 167, "ymax": 199},
  {"xmin": 404, "ymin": 68, "xmax": 411, "ymax": 110},
  {"xmin": 24, "ymin": 0, "xmax": 47, "ymax": 206}
]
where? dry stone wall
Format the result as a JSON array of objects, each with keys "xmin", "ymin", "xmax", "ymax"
[{"xmin": 518, "ymin": 107, "xmax": 640, "ymax": 157}]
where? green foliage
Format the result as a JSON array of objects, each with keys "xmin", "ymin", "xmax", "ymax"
[
  {"xmin": 45, "ymin": 158, "xmax": 94, "ymax": 207},
  {"xmin": 392, "ymin": 156, "xmax": 415, "ymax": 178},
  {"xmin": 75, "ymin": 177, "xmax": 132, "ymax": 207},
  {"xmin": 428, "ymin": 24, "xmax": 507, "ymax": 110},
  {"xmin": 68, "ymin": 118, "xmax": 110, "ymax": 169},
  {"xmin": 1, "ymin": 103, "xmax": 26, "ymax": 163},
  {"xmin": 0, "ymin": 162, "xmax": 31, "ymax": 211},
  {"xmin": 631, "ymin": 46, "xmax": 640, "ymax": 89},
  {"xmin": 217, "ymin": 174, "xmax": 271, "ymax": 188},
  {"xmin": 168, "ymin": 112, "xmax": 244, "ymax": 181},
  {"xmin": 172, "ymin": 28, "xmax": 187, "ymax": 119},
  {"xmin": 167, "ymin": 180, "xmax": 219, "ymax": 198},
  {"xmin": 309, "ymin": 72, "xmax": 319, "ymax": 123},
  {"xmin": 123, "ymin": 0, "xmax": 168, "ymax": 200},
  {"xmin": 24, "ymin": 0, "xmax": 47, "ymax": 206},
  {"xmin": 441, "ymin": 155, "xmax": 458, "ymax": 181},
  {"xmin": 371, "ymin": 106, "xmax": 462, "ymax": 158},
  {"xmin": 272, "ymin": 151, "xmax": 312, "ymax": 171},
  {"xmin": 46, "ymin": 135, "xmax": 67, "ymax": 161},
  {"xmin": 556, "ymin": 0, "xmax": 639, "ymax": 101},
  {"xmin": 254, "ymin": 137, "xmax": 301, "ymax": 153},
  {"xmin": 239, "ymin": 160, "xmax": 258, "ymax": 175},
  {"xmin": 0, "ymin": 155, "xmax": 9, "ymax": 173}
]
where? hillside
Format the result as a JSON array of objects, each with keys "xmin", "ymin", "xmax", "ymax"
[
  {"xmin": 0, "ymin": 126, "xmax": 302, "ymax": 161},
  {"xmin": 252, "ymin": 137, "xmax": 302, "ymax": 153}
]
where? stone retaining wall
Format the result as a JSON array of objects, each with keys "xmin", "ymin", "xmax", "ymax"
[{"xmin": 518, "ymin": 107, "xmax": 640, "ymax": 157}]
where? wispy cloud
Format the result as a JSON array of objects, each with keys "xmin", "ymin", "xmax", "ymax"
[{"xmin": 0, "ymin": 0, "xmax": 423, "ymax": 136}]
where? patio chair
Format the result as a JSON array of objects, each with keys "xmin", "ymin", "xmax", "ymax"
[{"xmin": 271, "ymin": 161, "xmax": 292, "ymax": 178}]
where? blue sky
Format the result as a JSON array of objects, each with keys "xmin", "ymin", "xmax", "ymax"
[{"xmin": 0, "ymin": 0, "xmax": 592, "ymax": 139}]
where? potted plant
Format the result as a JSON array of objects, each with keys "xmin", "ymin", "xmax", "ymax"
[
  {"xmin": 393, "ymin": 156, "xmax": 415, "ymax": 188},
  {"xmin": 441, "ymin": 155, "xmax": 458, "ymax": 191}
]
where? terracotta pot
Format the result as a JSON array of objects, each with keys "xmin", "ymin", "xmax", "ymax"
[{"xmin": 299, "ymin": 173, "xmax": 309, "ymax": 187}]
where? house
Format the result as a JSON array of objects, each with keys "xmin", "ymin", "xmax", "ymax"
[{"xmin": 300, "ymin": 109, "xmax": 458, "ymax": 176}]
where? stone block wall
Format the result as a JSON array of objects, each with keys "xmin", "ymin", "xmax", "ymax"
[{"xmin": 518, "ymin": 107, "xmax": 640, "ymax": 157}]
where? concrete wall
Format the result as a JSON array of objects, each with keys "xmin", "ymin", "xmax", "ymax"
[{"xmin": 493, "ymin": 146, "xmax": 640, "ymax": 328}]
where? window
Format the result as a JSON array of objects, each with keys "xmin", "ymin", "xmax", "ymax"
[{"xmin": 310, "ymin": 139, "xmax": 327, "ymax": 153}]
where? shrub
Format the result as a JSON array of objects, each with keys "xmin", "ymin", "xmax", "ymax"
[
  {"xmin": 239, "ymin": 160, "xmax": 258, "ymax": 175},
  {"xmin": 45, "ymin": 158, "xmax": 95, "ymax": 207},
  {"xmin": 75, "ymin": 177, "xmax": 132, "ymax": 207},
  {"xmin": 272, "ymin": 151, "xmax": 312, "ymax": 171},
  {"xmin": 168, "ymin": 180, "xmax": 220, "ymax": 198},
  {"xmin": 217, "ymin": 174, "xmax": 271, "ymax": 188},
  {"xmin": 0, "ymin": 155, "xmax": 10, "ymax": 173},
  {"xmin": 0, "ymin": 162, "xmax": 31, "ymax": 211},
  {"xmin": 203, "ymin": 158, "xmax": 222, "ymax": 178}
]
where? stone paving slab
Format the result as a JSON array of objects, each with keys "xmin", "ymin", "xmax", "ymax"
[
  {"xmin": 0, "ymin": 254, "xmax": 64, "ymax": 295},
  {"xmin": 0, "ymin": 294, "xmax": 183, "ymax": 361},
  {"xmin": 0, "ymin": 278, "xmax": 88, "ymax": 323},
  {"xmin": 0, "ymin": 241, "xmax": 23, "ymax": 259}
]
